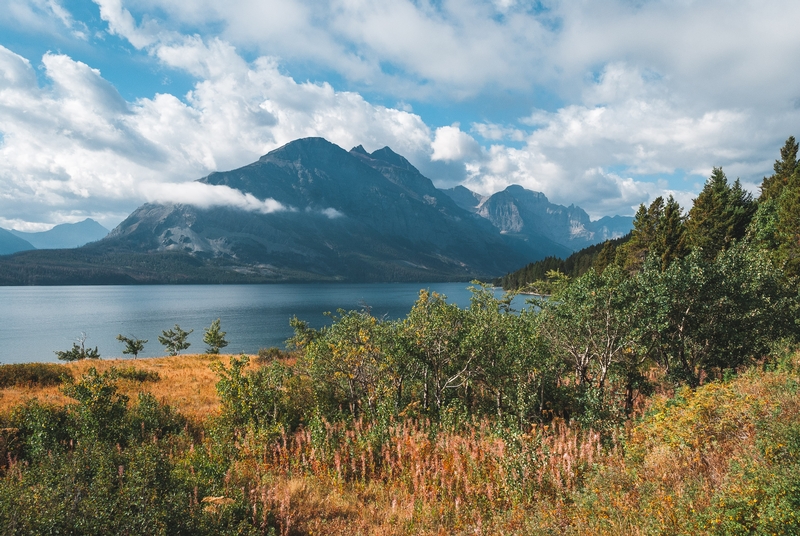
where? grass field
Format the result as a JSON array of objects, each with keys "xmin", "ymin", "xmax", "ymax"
[{"xmin": 0, "ymin": 354, "xmax": 237, "ymax": 421}]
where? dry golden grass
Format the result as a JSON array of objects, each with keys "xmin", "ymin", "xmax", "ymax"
[{"xmin": 0, "ymin": 354, "xmax": 249, "ymax": 421}]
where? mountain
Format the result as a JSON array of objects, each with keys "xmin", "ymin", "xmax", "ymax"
[
  {"xmin": 9, "ymin": 219, "xmax": 109, "ymax": 249},
  {"xmin": 0, "ymin": 228, "xmax": 35, "ymax": 256},
  {"xmin": 0, "ymin": 138, "xmax": 630, "ymax": 284},
  {"xmin": 443, "ymin": 184, "xmax": 633, "ymax": 252},
  {"xmin": 105, "ymin": 138, "xmax": 578, "ymax": 281}
]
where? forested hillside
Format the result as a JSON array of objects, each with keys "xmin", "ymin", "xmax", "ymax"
[
  {"xmin": 494, "ymin": 234, "xmax": 630, "ymax": 291},
  {"xmin": 1, "ymin": 137, "xmax": 800, "ymax": 534}
]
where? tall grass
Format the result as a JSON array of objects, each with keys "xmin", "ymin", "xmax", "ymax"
[{"xmin": 225, "ymin": 416, "xmax": 616, "ymax": 534}]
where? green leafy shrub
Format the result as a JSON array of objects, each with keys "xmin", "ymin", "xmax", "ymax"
[
  {"xmin": 213, "ymin": 355, "xmax": 309, "ymax": 437},
  {"xmin": 9, "ymin": 400, "xmax": 70, "ymax": 460},
  {"xmin": 62, "ymin": 367, "xmax": 130, "ymax": 444}
]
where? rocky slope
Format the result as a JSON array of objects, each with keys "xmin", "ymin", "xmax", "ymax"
[{"xmin": 443, "ymin": 184, "xmax": 632, "ymax": 251}]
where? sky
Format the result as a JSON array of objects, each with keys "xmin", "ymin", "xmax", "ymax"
[{"xmin": 1, "ymin": 0, "xmax": 799, "ymax": 231}]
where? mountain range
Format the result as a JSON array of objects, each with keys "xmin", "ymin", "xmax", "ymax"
[
  {"xmin": 0, "ymin": 219, "xmax": 109, "ymax": 255},
  {"xmin": 0, "ymin": 138, "xmax": 632, "ymax": 284}
]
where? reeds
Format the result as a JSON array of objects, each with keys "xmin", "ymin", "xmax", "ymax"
[{"xmin": 229, "ymin": 416, "xmax": 614, "ymax": 534}]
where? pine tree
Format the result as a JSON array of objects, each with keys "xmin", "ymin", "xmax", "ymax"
[
  {"xmin": 654, "ymin": 195, "xmax": 687, "ymax": 270},
  {"xmin": 158, "ymin": 325, "xmax": 193, "ymax": 356},
  {"xmin": 203, "ymin": 318, "xmax": 229, "ymax": 355},
  {"xmin": 776, "ymin": 169, "xmax": 800, "ymax": 276},
  {"xmin": 621, "ymin": 197, "xmax": 664, "ymax": 272},
  {"xmin": 686, "ymin": 168, "xmax": 756, "ymax": 259},
  {"xmin": 761, "ymin": 136, "xmax": 798, "ymax": 201}
]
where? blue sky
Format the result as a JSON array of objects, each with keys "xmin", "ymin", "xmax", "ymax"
[{"xmin": 1, "ymin": 0, "xmax": 799, "ymax": 230}]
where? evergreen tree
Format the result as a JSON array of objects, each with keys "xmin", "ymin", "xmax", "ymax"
[
  {"xmin": 115, "ymin": 334, "xmax": 147, "ymax": 358},
  {"xmin": 621, "ymin": 197, "xmax": 664, "ymax": 272},
  {"xmin": 761, "ymin": 136, "xmax": 798, "ymax": 201},
  {"xmin": 685, "ymin": 168, "xmax": 756, "ymax": 259},
  {"xmin": 776, "ymin": 170, "xmax": 800, "ymax": 276},
  {"xmin": 158, "ymin": 325, "xmax": 192, "ymax": 356},
  {"xmin": 202, "ymin": 318, "xmax": 228, "ymax": 355},
  {"xmin": 55, "ymin": 333, "xmax": 100, "ymax": 361},
  {"xmin": 653, "ymin": 195, "xmax": 687, "ymax": 270}
]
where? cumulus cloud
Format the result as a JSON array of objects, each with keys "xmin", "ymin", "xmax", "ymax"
[
  {"xmin": 3, "ymin": 0, "xmax": 800, "ymax": 227},
  {"xmin": 431, "ymin": 124, "xmax": 482, "ymax": 162},
  {"xmin": 93, "ymin": 0, "xmax": 551, "ymax": 99},
  {"xmin": 457, "ymin": 62, "xmax": 799, "ymax": 217},
  {"xmin": 0, "ymin": 35, "xmax": 432, "ymax": 228}
]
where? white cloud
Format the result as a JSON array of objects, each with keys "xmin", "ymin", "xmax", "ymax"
[
  {"xmin": 0, "ymin": 0, "xmax": 89, "ymax": 40},
  {"xmin": 142, "ymin": 182, "xmax": 289, "ymax": 213},
  {"xmin": 3, "ymin": 0, "xmax": 800, "ymax": 228},
  {"xmin": 0, "ymin": 38, "xmax": 433, "ymax": 229},
  {"xmin": 457, "ymin": 62, "xmax": 800, "ymax": 217},
  {"xmin": 431, "ymin": 124, "xmax": 482, "ymax": 162},
  {"xmin": 320, "ymin": 207, "xmax": 344, "ymax": 219}
]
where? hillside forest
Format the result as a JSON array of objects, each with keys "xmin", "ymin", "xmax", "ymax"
[{"xmin": 1, "ymin": 138, "xmax": 800, "ymax": 534}]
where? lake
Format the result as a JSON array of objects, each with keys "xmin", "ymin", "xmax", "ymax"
[{"xmin": 0, "ymin": 283, "xmax": 530, "ymax": 364}]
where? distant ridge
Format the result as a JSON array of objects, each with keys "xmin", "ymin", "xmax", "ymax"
[
  {"xmin": 9, "ymin": 219, "xmax": 109, "ymax": 249},
  {"xmin": 0, "ymin": 228, "xmax": 35, "ymax": 256}
]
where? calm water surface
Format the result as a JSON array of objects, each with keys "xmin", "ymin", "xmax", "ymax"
[{"xmin": 0, "ymin": 283, "xmax": 529, "ymax": 363}]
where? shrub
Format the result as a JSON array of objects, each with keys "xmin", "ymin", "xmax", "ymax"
[
  {"xmin": 0, "ymin": 363, "xmax": 70, "ymax": 388},
  {"xmin": 109, "ymin": 365, "xmax": 160, "ymax": 383},
  {"xmin": 54, "ymin": 333, "xmax": 100, "ymax": 361},
  {"xmin": 256, "ymin": 347, "xmax": 285, "ymax": 364}
]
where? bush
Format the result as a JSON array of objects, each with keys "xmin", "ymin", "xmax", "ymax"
[
  {"xmin": 0, "ymin": 363, "xmax": 70, "ymax": 388},
  {"xmin": 109, "ymin": 365, "xmax": 160, "ymax": 383},
  {"xmin": 256, "ymin": 347, "xmax": 286, "ymax": 364}
]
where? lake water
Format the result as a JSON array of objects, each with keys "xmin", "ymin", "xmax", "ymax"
[{"xmin": 0, "ymin": 283, "xmax": 529, "ymax": 364}]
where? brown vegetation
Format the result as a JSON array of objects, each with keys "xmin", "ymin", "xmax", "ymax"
[{"xmin": 0, "ymin": 354, "xmax": 235, "ymax": 421}]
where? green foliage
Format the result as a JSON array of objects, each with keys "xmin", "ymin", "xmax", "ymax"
[
  {"xmin": 300, "ymin": 309, "xmax": 387, "ymax": 419},
  {"xmin": 158, "ymin": 324, "xmax": 193, "ymax": 356},
  {"xmin": 62, "ymin": 367, "xmax": 130, "ymax": 444},
  {"xmin": 213, "ymin": 355, "xmax": 305, "ymax": 435},
  {"xmin": 109, "ymin": 365, "xmax": 160, "ymax": 383},
  {"xmin": 760, "ymin": 135, "xmax": 798, "ymax": 201},
  {"xmin": 495, "ymin": 234, "xmax": 630, "ymax": 291},
  {"xmin": 0, "ymin": 442, "xmax": 200, "ymax": 536},
  {"xmin": 401, "ymin": 290, "xmax": 470, "ymax": 415},
  {"xmin": 203, "ymin": 318, "xmax": 228, "ymax": 355},
  {"xmin": 116, "ymin": 334, "xmax": 147, "ymax": 357},
  {"xmin": 0, "ymin": 363, "xmax": 69, "ymax": 388},
  {"xmin": 633, "ymin": 244, "xmax": 798, "ymax": 386},
  {"xmin": 776, "ymin": 171, "xmax": 800, "ymax": 276},
  {"xmin": 55, "ymin": 333, "xmax": 100, "ymax": 361},
  {"xmin": 539, "ymin": 266, "xmax": 642, "ymax": 423},
  {"xmin": 0, "ymin": 367, "xmax": 263, "ymax": 535},
  {"xmin": 686, "ymin": 167, "xmax": 757, "ymax": 259},
  {"xmin": 619, "ymin": 195, "xmax": 688, "ymax": 273},
  {"xmin": 9, "ymin": 400, "xmax": 70, "ymax": 459}
]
